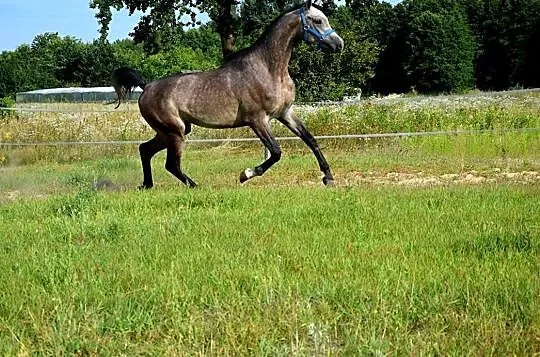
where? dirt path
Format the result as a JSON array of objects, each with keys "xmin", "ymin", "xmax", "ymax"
[{"xmin": 339, "ymin": 170, "xmax": 539, "ymax": 187}]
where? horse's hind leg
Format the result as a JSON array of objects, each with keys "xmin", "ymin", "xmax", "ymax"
[
  {"xmin": 139, "ymin": 134, "xmax": 166, "ymax": 189},
  {"xmin": 165, "ymin": 134, "xmax": 197, "ymax": 188},
  {"xmin": 278, "ymin": 109, "xmax": 334, "ymax": 186},
  {"xmin": 240, "ymin": 118, "xmax": 282, "ymax": 183}
]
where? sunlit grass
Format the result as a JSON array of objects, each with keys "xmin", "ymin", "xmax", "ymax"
[{"xmin": 0, "ymin": 184, "xmax": 538, "ymax": 355}]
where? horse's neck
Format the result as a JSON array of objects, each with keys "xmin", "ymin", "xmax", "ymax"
[{"xmin": 256, "ymin": 12, "xmax": 299, "ymax": 77}]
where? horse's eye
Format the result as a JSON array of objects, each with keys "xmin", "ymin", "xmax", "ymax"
[{"xmin": 307, "ymin": 16, "xmax": 322, "ymax": 25}]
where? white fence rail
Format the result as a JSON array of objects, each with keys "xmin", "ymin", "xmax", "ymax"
[{"xmin": 1, "ymin": 128, "xmax": 538, "ymax": 147}]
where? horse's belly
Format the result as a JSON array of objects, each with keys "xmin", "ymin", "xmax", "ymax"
[
  {"xmin": 188, "ymin": 116, "xmax": 245, "ymax": 129},
  {"xmin": 181, "ymin": 101, "xmax": 243, "ymax": 128}
]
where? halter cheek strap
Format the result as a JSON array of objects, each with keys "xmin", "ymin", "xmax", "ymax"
[{"xmin": 300, "ymin": 7, "xmax": 335, "ymax": 48}]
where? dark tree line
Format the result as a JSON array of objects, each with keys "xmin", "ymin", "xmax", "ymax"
[
  {"xmin": 364, "ymin": 0, "xmax": 540, "ymax": 93},
  {"xmin": 1, "ymin": 0, "xmax": 539, "ymax": 103}
]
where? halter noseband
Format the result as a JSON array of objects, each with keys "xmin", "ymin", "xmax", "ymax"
[{"xmin": 299, "ymin": 7, "xmax": 335, "ymax": 48}]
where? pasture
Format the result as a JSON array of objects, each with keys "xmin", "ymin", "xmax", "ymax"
[{"xmin": 0, "ymin": 90, "xmax": 539, "ymax": 354}]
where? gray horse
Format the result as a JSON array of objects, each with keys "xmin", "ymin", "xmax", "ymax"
[{"xmin": 137, "ymin": 0, "xmax": 344, "ymax": 188}]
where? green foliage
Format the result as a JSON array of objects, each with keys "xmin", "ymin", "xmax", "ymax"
[
  {"xmin": 289, "ymin": 36, "xmax": 378, "ymax": 102},
  {"xmin": 0, "ymin": 96, "xmax": 16, "ymax": 117},
  {"xmin": 0, "ymin": 28, "xmax": 221, "ymax": 97},
  {"xmin": 179, "ymin": 24, "xmax": 222, "ymax": 60},
  {"xmin": 404, "ymin": 8, "xmax": 475, "ymax": 93},
  {"xmin": 331, "ymin": 8, "xmax": 380, "ymax": 95},
  {"xmin": 141, "ymin": 45, "xmax": 219, "ymax": 80},
  {"xmin": 359, "ymin": 0, "xmax": 540, "ymax": 94},
  {"xmin": 110, "ymin": 39, "xmax": 145, "ymax": 69},
  {"xmin": 90, "ymin": 0, "xmax": 239, "ymax": 57},
  {"xmin": 0, "ymin": 34, "xmax": 126, "ymax": 97},
  {"xmin": 464, "ymin": 0, "xmax": 540, "ymax": 90},
  {"xmin": 290, "ymin": 44, "xmax": 347, "ymax": 102},
  {"xmin": 0, "ymin": 43, "xmax": 60, "ymax": 98},
  {"xmin": 0, "ymin": 96, "xmax": 15, "ymax": 108}
]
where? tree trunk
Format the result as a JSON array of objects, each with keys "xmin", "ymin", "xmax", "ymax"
[{"xmin": 217, "ymin": 0, "xmax": 237, "ymax": 60}]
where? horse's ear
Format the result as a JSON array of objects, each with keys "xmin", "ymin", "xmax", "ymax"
[{"xmin": 305, "ymin": 0, "xmax": 312, "ymax": 10}]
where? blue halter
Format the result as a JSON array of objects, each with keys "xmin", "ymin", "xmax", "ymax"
[{"xmin": 299, "ymin": 7, "xmax": 335, "ymax": 48}]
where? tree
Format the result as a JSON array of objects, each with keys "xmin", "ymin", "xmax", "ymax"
[
  {"xmin": 179, "ymin": 24, "xmax": 222, "ymax": 59},
  {"xmin": 347, "ymin": 0, "xmax": 405, "ymax": 94},
  {"xmin": 141, "ymin": 45, "xmax": 220, "ymax": 80},
  {"xmin": 0, "ymin": 49, "xmax": 33, "ymax": 98},
  {"xmin": 361, "ymin": 0, "xmax": 476, "ymax": 94},
  {"xmin": 110, "ymin": 39, "xmax": 146, "ymax": 70},
  {"xmin": 462, "ymin": 0, "xmax": 540, "ymax": 90},
  {"xmin": 404, "ymin": 8, "xmax": 475, "ymax": 92},
  {"xmin": 522, "ymin": 18, "xmax": 540, "ymax": 88},
  {"xmin": 90, "ymin": 0, "xmax": 239, "ymax": 58},
  {"xmin": 0, "ymin": 39, "xmax": 63, "ymax": 98}
]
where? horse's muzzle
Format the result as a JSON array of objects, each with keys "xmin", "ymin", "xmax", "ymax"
[
  {"xmin": 333, "ymin": 35, "xmax": 344, "ymax": 52},
  {"xmin": 321, "ymin": 34, "xmax": 344, "ymax": 53}
]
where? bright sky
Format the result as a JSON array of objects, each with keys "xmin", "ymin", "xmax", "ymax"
[
  {"xmin": 0, "ymin": 0, "xmax": 402, "ymax": 52},
  {"xmin": 0, "ymin": 0, "xmax": 144, "ymax": 51}
]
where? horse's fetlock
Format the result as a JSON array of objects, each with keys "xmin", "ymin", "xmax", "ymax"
[
  {"xmin": 254, "ymin": 167, "xmax": 265, "ymax": 176},
  {"xmin": 271, "ymin": 148, "xmax": 282, "ymax": 161},
  {"xmin": 139, "ymin": 182, "xmax": 153, "ymax": 190},
  {"xmin": 165, "ymin": 161, "xmax": 177, "ymax": 174}
]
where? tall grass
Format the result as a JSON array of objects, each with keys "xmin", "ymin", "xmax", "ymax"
[
  {"xmin": 1, "ymin": 91, "xmax": 538, "ymax": 167},
  {"xmin": 1, "ymin": 90, "xmax": 538, "ymax": 145}
]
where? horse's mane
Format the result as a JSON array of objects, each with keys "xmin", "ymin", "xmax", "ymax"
[{"xmin": 222, "ymin": 4, "xmax": 306, "ymax": 65}]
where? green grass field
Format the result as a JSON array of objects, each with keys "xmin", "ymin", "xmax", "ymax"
[
  {"xmin": 0, "ymin": 180, "xmax": 538, "ymax": 355},
  {"xmin": 0, "ymin": 92, "xmax": 539, "ymax": 354}
]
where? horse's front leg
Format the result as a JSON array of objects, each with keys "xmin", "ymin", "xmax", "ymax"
[
  {"xmin": 240, "ymin": 115, "xmax": 282, "ymax": 183},
  {"xmin": 278, "ymin": 108, "xmax": 334, "ymax": 186}
]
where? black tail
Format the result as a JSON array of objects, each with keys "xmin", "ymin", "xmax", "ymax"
[
  {"xmin": 112, "ymin": 66, "xmax": 146, "ymax": 90},
  {"xmin": 111, "ymin": 67, "xmax": 146, "ymax": 108}
]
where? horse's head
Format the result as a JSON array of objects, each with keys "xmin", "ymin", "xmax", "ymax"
[{"xmin": 300, "ymin": 0, "xmax": 344, "ymax": 52}]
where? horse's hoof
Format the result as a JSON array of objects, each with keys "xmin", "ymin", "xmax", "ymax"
[
  {"xmin": 240, "ymin": 168, "xmax": 256, "ymax": 184},
  {"xmin": 138, "ymin": 184, "xmax": 152, "ymax": 190},
  {"xmin": 239, "ymin": 171, "xmax": 249, "ymax": 183},
  {"xmin": 323, "ymin": 177, "xmax": 335, "ymax": 186}
]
